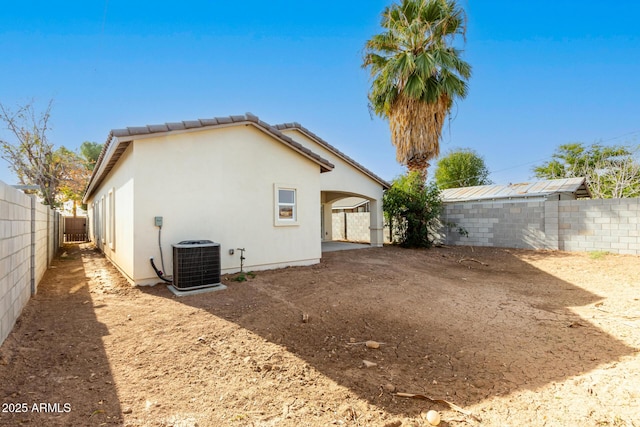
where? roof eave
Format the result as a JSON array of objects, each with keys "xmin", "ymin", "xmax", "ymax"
[
  {"xmin": 273, "ymin": 123, "xmax": 391, "ymax": 189},
  {"xmin": 82, "ymin": 114, "xmax": 335, "ymax": 202}
]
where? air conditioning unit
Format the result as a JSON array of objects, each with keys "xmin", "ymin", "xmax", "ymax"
[{"xmin": 172, "ymin": 240, "xmax": 221, "ymax": 289}]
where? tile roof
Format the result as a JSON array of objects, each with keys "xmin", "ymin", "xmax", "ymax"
[{"xmin": 84, "ymin": 113, "xmax": 390, "ymax": 202}]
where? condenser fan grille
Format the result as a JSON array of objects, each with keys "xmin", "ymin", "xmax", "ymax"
[{"xmin": 172, "ymin": 240, "xmax": 221, "ymax": 289}]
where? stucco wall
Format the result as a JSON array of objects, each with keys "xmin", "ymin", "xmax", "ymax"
[
  {"xmin": 280, "ymin": 129, "xmax": 384, "ymax": 200},
  {"xmin": 89, "ymin": 125, "xmax": 323, "ymax": 285},
  {"xmin": 280, "ymin": 128, "xmax": 385, "ymax": 246},
  {"xmin": 440, "ymin": 197, "xmax": 640, "ymax": 255},
  {"xmin": 86, "ymin": 144, "xmax": 136, "ymax": 282},
  {"xmin": 0, "ymin": 180, "xmax": 62, "ymax": 346}
]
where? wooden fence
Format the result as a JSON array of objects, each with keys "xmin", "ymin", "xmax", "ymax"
[{"xmin": 64, "ymin": 217, "xmax": 88, "ymax": 242}]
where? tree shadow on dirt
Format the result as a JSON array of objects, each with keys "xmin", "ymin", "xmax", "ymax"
[
  {"xmin": 141, "ymin": 245, "xmax": 636, "ymax": 419},
  {"xmin": 0, "ymin": 245, "xmax": 122, "ymax": 426}
]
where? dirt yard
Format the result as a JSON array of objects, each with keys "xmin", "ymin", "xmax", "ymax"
[{"xmin": 1, "ymin": 243, "xmax": 639, "ymax": 427}]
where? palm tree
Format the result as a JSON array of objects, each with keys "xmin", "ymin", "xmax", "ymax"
[{"xmin": 363, "ymin": 0, "xmax": 471, "ymax": 180}]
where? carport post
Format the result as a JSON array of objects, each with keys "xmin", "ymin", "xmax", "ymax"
[
  {"xmin": 369, "ymin": 199, "xmax": 384, "ymax": 247},
  {"xmin": 322, "ymin": 203, "xmax": 333, "ymax": 241}
]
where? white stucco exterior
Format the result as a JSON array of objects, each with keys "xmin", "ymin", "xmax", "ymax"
[
  {"xmin": 278, "ymin": 127, "xmax": 387, "ymax": 246},
  {"xmin": 84, "ymin": 114, "xmax": 389, "ymax": 286}
]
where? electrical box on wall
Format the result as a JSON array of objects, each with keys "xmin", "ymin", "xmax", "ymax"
[{"xmin": 155, "ymin": 216, "xmax": 163, "ymax": 227}]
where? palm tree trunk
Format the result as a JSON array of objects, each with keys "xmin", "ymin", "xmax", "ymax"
[
  {"xmin": 389, "ymin": 93, "xmax": 450, "ymax": 182},
  {"xmin": 406, "ymin": 159, "xmax": 429, "ymax": 184}
]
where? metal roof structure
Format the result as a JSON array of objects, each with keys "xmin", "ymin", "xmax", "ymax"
[{"xmin": 441, "ymin": 177, "xmax": 592, "ymax": 202}]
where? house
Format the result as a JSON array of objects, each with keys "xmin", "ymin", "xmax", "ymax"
[{"xmin": 82, "ymin": 113, "xmax": 390, "ymax": 286}]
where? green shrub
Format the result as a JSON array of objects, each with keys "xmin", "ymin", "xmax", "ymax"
[
  {"xmin": 230, "ymin": 271, "xmax": 256, "ymax": 282},
  {"xmin": 383, "ymin": 172, "xmax": 444, "ymax": 248}
]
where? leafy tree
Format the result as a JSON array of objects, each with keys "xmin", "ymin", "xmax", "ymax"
[
  {"xmin": 534, "ymin": 143, "xmax": 626, "ymax": 178},
  {"xmin": 363, "ymin": 0, "xmax": 471, "ymax": 180},
  {"xmin": 383, "ymin": 171, "xmax": 444, "ymax": 247},
  {"xmin": 434, "ymin": 148, "xmax": 492, "ymax": 189},
  {"xmin": 57, "ymin": 141, "xmax": 103, "ymax": 215},
  {"xmin": 79, "ymin": 141, "xmax": 103, "ymax": 171},
  {"xmin": 62, "ymin": 140, "xmax": 104, "ymax": 215},
  {"xmin": 0, "ymin": 100, "xmax": 64, "ymax": 206},
  {"xmin": 533, "ymin": 142, "xmax": 640, "ymax": 198}
]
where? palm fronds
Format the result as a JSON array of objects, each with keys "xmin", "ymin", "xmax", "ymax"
[{"xmin": 363, "ymin": 0, "xmax": 471, "ymax": 176}]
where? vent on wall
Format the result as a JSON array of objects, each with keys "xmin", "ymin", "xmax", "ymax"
[{"xmin": 172, "ymin": 240, "xmax": 221, "ymax": 289}]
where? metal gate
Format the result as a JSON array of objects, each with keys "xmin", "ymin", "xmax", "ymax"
[{"xmin": 64, "ymin": 217, "xmax": 88, "ymax": 242}]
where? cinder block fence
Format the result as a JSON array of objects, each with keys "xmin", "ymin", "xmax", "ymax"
[
  {"xmin": 0, "ymin": 180, "xmax": 62, "ymax": 346},
  {"xmin": 440, "ymin": 196, "xmax": 640, "ymax": 255},
  {"xmin": 332, "ymin": 212, "xmax": 371, "ymax": 242},
  {"xmin": 331, "ymin": 212, "xmax": 393, "ymax": 243}
]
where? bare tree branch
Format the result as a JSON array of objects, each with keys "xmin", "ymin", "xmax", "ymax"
[
  {"xmin": 0, "ymin": 99, "xmax": 63, "ymax": 206},
  {"xmin": 578, "ymin": 145, "xmax": 640, "ymax": 199}
]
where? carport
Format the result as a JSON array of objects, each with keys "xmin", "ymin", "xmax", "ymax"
[{"xmin": 273, "ymin": 123, "xmax": 390, "ymax": 248}]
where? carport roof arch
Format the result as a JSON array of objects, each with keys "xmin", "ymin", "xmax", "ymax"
[{"xmin": 323, "ymin": 191, "xmax": 377, "ymax": 205}]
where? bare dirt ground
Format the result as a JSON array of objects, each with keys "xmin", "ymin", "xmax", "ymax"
[{"xmin": 1, "ymin": 243, "xmax": 639, "ymax": 427}]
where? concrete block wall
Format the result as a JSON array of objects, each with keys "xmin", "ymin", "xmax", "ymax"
[
  {"xmin": 346, "ymin": 212, "xmax": 370, "ymax": 242},
  {"xmin": 442, "ymin": 200, "xmax": 549, "ymax": 249},
  {"xmin": 0, "ymin": 180, "xmax": 61, "ymax": 346},
  {"xmin": 0, "ymin": 181, "xmax": 32, "ymax": 346},
  {"xmin": 332, "ymin": 212, "xmax": 346, "ymax": 240},
  {"xmin": 331, "ymin": 212, "xmax": 369, "ymax": 242},
  {"xmin": 331, "ymin": 212, "xmax": 392, "ymax": 243},
  {"xmin": 558, "ymin": 198, "xmax": 640, "ymax": 255},
  {"xmin": 331, "ymin": 212, "xmax": 370, "ymax": 242},
  {"xmin": 35, "ymin": 203, "xmax": 49, "ymax": 288},
  {"xmin": 440, "ymin": 197, "xmax": 640, "ymax": 255}
]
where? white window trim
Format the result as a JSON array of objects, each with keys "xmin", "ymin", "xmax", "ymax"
[
  {"xmin": 108, "ymin": 189, "xmax": 115, "ymax": 250},
  {"xmin": 274, "ymin": 184, "xmax": 299, "ymax": 226},
  {"xmin": 100, "ymin": 195, "xmax": 106, "ymax": 248},
  {"xmin": 92, "ymin": 201, "xmax": 98, "ymax": 243}
]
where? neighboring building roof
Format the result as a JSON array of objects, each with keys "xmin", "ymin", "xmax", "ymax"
[
  {"xmin": 441, "ymin": 177, "xmax": 592, "ymax": 202},
  {"xmin": 274, "ymin": 123, "xmax": 391, "ymax": 189},
  {"xmin": 83, "ymin": 113, "xmax": 337, "ymax": 202},
  {"xmin": 332, "ymin": 197, "xmax": 369, "ymax": 210}
]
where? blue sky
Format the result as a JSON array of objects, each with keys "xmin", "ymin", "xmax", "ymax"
[{"xmin": 1, "ymin": 1, "xmax": 639, "ymax": 186}]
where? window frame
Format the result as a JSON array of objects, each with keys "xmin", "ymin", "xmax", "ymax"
[{"xmin": 274, "ymin": 184, "xmax": 299, "ymax": 226}]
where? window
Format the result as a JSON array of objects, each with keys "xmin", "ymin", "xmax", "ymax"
[
  {"xmin": 278, "ymin": 189, "xmax": 295, "ymax": 220},
  {"xmin": 274, "ymin": 185, "xmax": 298, "ymax": 226}
]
